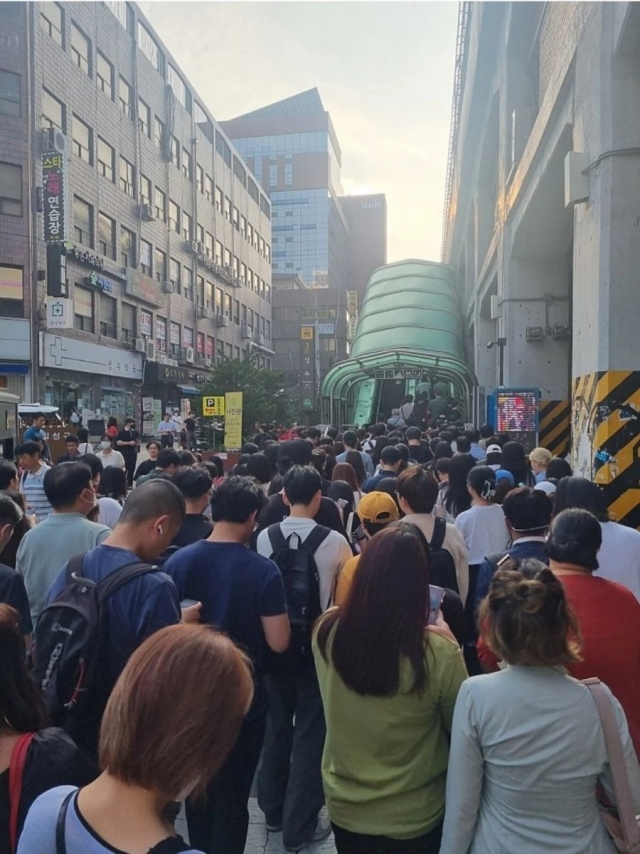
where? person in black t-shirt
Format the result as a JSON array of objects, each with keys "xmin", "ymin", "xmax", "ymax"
[
  {"xmin": 406, "ymin": 427, "xmax": 433, "ymax": 465},
  {"xmin": 56, "ymin": 435, "xmax": 82, "ymax": 464},
  {"xmin": 133, "ymin": 441, "xmax": 161, "ymax": 483},
  {"xmin": 171, "ymin": 467, "xmax": 213, "ymax": 548},
  {"xmin": 184, "ymin": 414, "xmax": 197, "ymax": 452},
  {"xmin": 115, "ymin": 419, "xmax": 140, "ymax": 488},
  {"xmin": 0, "ymin": 495, "xmax": 31, "ymax": 637}
]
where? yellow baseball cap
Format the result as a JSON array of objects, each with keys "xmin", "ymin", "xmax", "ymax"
[{"xmin": 357, "ymin": 491, "xmax": 400, "ymax": 524}]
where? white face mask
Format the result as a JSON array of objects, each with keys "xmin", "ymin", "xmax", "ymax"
[{"xmin": 99, "ymin": 442, "xmax": 111, "ymax": 451}]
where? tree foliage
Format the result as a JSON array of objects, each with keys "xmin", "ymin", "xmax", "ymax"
[{"xmin": 201, "ymin": 355, "xmax": 293, "ymax": 438}]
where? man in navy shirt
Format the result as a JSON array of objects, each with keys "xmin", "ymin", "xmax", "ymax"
[
  {"xmin": 46, "ymin": 480, "xmax": 196, "ymax": 752},
  {"xmin": 166, "ymin": 476, "xmax": 290, "ymax": 854}
]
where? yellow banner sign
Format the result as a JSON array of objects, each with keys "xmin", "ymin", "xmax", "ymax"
[
  {"xmin": 202, "ymin": 396, "xmax": 225, "ymax": 416},
  {"xmin": 224, "ymin": 391, "xmax": 243, "ymax": 449},
  {"xmin": 300, "ymin": 325, "xmax": 315, "ymax": 340}
]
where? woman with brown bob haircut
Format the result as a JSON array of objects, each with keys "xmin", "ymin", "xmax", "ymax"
[
  {"xmin": 440, "ymin": 560, "xmax": 640, "ymax": 854},
  {"xmin": 18, "ymin": 623, "xmax": 254, "ymax": 854}
]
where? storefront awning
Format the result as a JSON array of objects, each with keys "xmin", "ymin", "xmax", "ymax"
[{"xmin": 177, "ymin": 385, "xmax": 199, "ymax": 395}]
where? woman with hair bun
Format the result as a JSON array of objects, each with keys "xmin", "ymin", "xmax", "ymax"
[{"xmin": 440, "ymin": 559, "xmax": 640, "ymax": 854}]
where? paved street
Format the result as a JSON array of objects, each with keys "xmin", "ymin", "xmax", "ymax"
[{"xmin": 176, "ymin": 800, "xmax": 337, "ymax": 853}]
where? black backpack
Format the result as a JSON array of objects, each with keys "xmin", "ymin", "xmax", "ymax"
[
  {"xmin": 265, "ymin": 523, "xmax": 331, "ymax": 672},
  {"xmin": 32, "ymin": 553, "xmax": 156, "ymax": 738},
  {"xmin": 428, "ymin": 517, "xmax": 459, "ymax": 595}
]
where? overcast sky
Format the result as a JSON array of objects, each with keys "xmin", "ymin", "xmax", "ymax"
[{"xmin": 138, "ymin": 1, "xmax": 458, "ymax": 263}]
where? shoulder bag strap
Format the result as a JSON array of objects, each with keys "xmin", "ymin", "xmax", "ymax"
[
  {"xmin": 55, "ymin": 791, "xmax": 74, "ymax": 854},
  {"xmin": 300, "ymin": 525, "xmax": 332, "ymax": 554},
  {"xmin": 97, "ymin": 562, "xmax": 157, "ymax": 602},
  {"xmin": 66, "ymin": 553, "xmax": 86, "ymax": 584},
  {"xmin": 267, "ymin": 524, "xmax": 288, "ymax": 554},
  {"xmin": 9, "ymin": 732, "xmax": 36, "ymax": 854},
  {"xmin": 430, "ymin": 516, "xmax": 446, "ymax": 551},
  {"xmin": 583, "ymin": 677, "xmax": 640, "ymax": 850}
]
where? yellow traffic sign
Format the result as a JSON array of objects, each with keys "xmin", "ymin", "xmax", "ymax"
[{"xmin": 202, "ymin": 396, "xmax": 225, "ymax": 416}]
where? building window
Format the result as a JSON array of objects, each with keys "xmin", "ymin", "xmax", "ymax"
[
  {"xmin": 96, "ymin": 52, "xmax": 113, "ymax": 99},
  {"xmin": 240, "ymin": 263, "xmax": 246, "ymax": 286},
  {"xmin": 154, "ymin": 187, "xmax": 166, "ymax": 222},
  {"xmin": 215, "ymin": 240, "xmax": 223, "ymax": 266},
  {"xmin": 119, "ymin": 77, "xmax": 132, "ymax": 118},
  {"xmin": 0, "ymin": 265, "xmax": 24, "ymax": 317},
  {"xmin": 98, "ymin": 211, "xmax": 116, "ymax": 259},
  {"xmin": 233, "ymin": 300, "xmax": 240, "ymax": 324},
  {"xmin": 205, "ymin": 232, "xmax": 213, "ymax": 258},
  {"xmin": 138, "ymin": 98, "xmax": 150, "ymax": 137},
  {"xmin": 105, "ymin": 1, "xmax": 132, "ymax": 32},
  {"xmin": 182, "ymin": 211, "xmax": 192, "ymax": 242},
  {"xmin": 181, "ymin": 148, "xmax": 192, "ymax": 180},
  {"xmin": 140, "ymin": 238, "xmax": 152, "ymax": 275},
  {"xmin": 42, "ymin": 89, "xmax": 65, "ymax": 131},
  {"xmin": 205, "ymin": 174, "xmax": 213, "ymax": 201},
  {"xmin": 74, "ymin": 286, "xmax": 94, "ymax": 332},
  {"xmin": 0, "ymin": 70, "xmax": 21, "ymax": 118},
  {"xmin": 41, "ymin": 2, "xmax": 64, "ymax": 46},
  {"xmin": 169, "ymin": 257, "xmax": 181, "ymax": 292},
  {"xmin": 71, "ymin": 22, "xmax": 91, "ymax": 76},
  {"xmin": 121, "ymin": 226, "xmax": 135, "ymax": 266},
  {"xmin": 215, "ymin": 288, "xmax": 223, "ymax": 314},
  {"xmin": 140, "ymin": 174, "xmax": 151, "ymax": 206},
  {"xmin": 224, "ymin": 196, "xmax": 231, "ymax": 221},
  {"xmin": 153, "ymin": 116, "xmax": 164, "ymax": 150},
  {"xmin": 156, "ymin": 317, "xmax": 166, "ymax": 351},
  {"xmin": 215, "ymin": 130, "xmax": 231, "ymax": 167},
  {"xmin": 170, "ymin": 137, "xmax": 179, "ymax": 168},
  {"xmin": 215, "ymin": 186, "xmax": 223, "ymax": 212},
  {"xmin": 73, "ymin": 196, "xmax": 93, "ymax": 246},
  {"xmin": 233, "ymin": 206, "xmax": 239, "ymax": 231},
  {"xmin": 168, "ymin": 64, "xmax": 188, "ymax": 109},
  {"xmin": 97, "ymin": 137, "xmax": 114, "ymax": 182},
  {"xmin": 100, "ymin": 292, "xmax": 117, "ymax": 338},
  {"xmin": 184, "ymin": 267, "xmax": 193, "ymax": 301},
  {"xmin": 121, "ymin": 303, "xmax": 136, "ymax": 343},
  {"xmin": 240, "ymin": 215, "xmax": 246, "ymax": 238},
  {"xmin": 137, "ymin": 21, "xmax": 162, "ymax": 71},
  {"xmin": 168, "ymin": 200, "xmax": 180, "ymax": 234},
  {"xmin": 0, "ymin": 163, "xmax": 22, "ymax": 217},
  {"xmin": 71, "ymin": 115, "xmax": 91, "ymax": 163},
  {"xmin": 119, "ymin": 156, "xmax": 135, "ymax": 197},
  {"xmin": 269, "ymin": 163, "xmax": 278, "ymax": 188},
  {"xmin": 155, "ymin": 247, "xmax": 166, "ymax": 283},
  {"xmin": 196, "ymin": 164, "xmax": 204, "ymax": 194}
]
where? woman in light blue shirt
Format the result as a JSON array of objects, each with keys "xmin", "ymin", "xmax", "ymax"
[{"xmin": 440, "ymin": 559, "xmax": 640, "ymax": 854}]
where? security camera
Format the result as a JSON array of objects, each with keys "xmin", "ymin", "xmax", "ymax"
[{"xmin": 486, "ymin": 341, "xmax": 495, "ymax": 350}]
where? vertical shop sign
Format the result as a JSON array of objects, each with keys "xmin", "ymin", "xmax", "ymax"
[{"xmin": 300, "ymin": 325, "xmax": 317, "ymax": 411}]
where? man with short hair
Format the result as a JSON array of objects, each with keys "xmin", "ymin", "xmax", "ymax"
[
  {"xmin": 335, "ymin": 491, "xmax": 399, "ymax": 605},
  {"xmin": 0, "ymin": 461, "xmax": 18, "ymax": 491},
  {"xmin": 16, "ymin": 462, "xmax": 111, "ymax": 623},
  {"xmin": 361, "ymin": 422, "xmax": 386, "ymax": 455},
  {"xmin": 158, "ymin": 412, "xmax": 177, "ymax": 448},
  {"xmin": 184, "ymin": 411, "xmax": 197, "ymax": 452},
  {"xmin": 336, "ymin": 430, "xmax": 374, "ymax": 477},
  {"xmin": 16, "ymin": 440, "xmax": 52, "ymax": 522},
  {"xmin": 405, "ymin": 426, "xmax": 433, "ymax": 465},
  {"xmin": 115, "ymin": 417, "xmax": 140, "ymax": 487},
  {"xmin": 45, "ymin": 480, "xmax": 193, "ymax": 753},
  {"xmin": 23, "ymin": 414, "xmax": 46, "ymax": 444},
  {"xmin": 136, "ymin": 448, "xmax": 181, "ymax": 485},
  {"xmin": 56, "ymin": 434, "xmax": 81, "ymax": 463},
  {"xmin": 171, "ymin": 467, "xmax": 213, "ymax": 547},
  {"xmin": 465, "ymin": 428, "xmax": 486, "ymax": 462},
  {"xmin": 0, "ymin": 494, "xmax": 32, "ymax": 638},
  {"xmin": 396, "ymin": 466, "xmax": 469, "ymax": 604},
  {"xmin": 362, "ymin": 444, "xmax": 403, "ymax": 493},
  {"xmin": 474, "ymin": 486, "xmax": 552, "ymax": 608},
  {"xmin": 305, "ymin": 426, "xmax": 321, "ymax": 448},
  {"xmin": 256, "ymin": 466, "xmax": 351, "ymax": 853},
  {"xmin": 165, "ymin": 476, "xmax": 290, "ymax": 854}
]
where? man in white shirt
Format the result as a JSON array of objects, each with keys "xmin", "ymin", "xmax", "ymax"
[
  {"xmin": 256, "ymin": 465, "xmax": 350, "ymax": 851},
  {"xmin": 335, "ymin": 430, "xmax": 375, "ymax": 477},
  {"xmin": 157, "ymin": 413, "xmax": 177, "ymax": 448}
]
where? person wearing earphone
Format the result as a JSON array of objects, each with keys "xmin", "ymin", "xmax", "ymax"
[
  {"xmin": 42, "ymin": 479, "xmax": 202, "ymax": 756},
  {"xmin": 454, "ymin": 466, "xmax": 510, "ymax": 674}
]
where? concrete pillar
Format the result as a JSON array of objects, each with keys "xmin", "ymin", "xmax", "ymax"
[{"xmin": 571, "ymin": 5, "xmax": 640, "ymax": 525}]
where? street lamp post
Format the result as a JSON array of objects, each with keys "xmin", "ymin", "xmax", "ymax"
[{"xmin": 486, "ymin": 338, "xmax": 507, "ymax": 387}]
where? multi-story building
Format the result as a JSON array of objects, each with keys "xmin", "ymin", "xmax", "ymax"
[
  {"xmin": 0, "ymin": 1, "xmax": 273, "ymax": 422},
  {"xmin": 220, "ymin": 88, "xmax": 386, "ymax": 302},
  {"xmin": 443, "ymin": 3, "xmax": 640, "ymax": 526}
]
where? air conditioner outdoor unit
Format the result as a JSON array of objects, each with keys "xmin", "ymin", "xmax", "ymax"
[
  {"xmin": 189, "ymin": 241, "xmax": 200, "ymax": 254},
  {"xmin": 197, "ymin": 306, "xmax": 210, "ymax": 319},
  {"xmin": 242, "ymin": 325, "xmax": 253, "ymax": 339},
  {"xmin": 185, "ymin": 347, "xmax": 195, "ymax": 363},
  {"xmin": 133, "ymin": 338, "xmax": 146, "ymax": 353},
  {"xmin": 162, "ymin": 281, "xmax": 174, "ymax": 294},
  {"xmin": 141, "ymin": 203, "xmax": 155, "ymax": 222},
  {"xmin": 145, "ymin": 340, "xmax": 156, "ymax": 360},
  {"xmin": 256, "ymin": 332, "xmax": 266, "ymax": 346},
  {"xmin": 216, "ymin": 314, "xmax": 229, "ymax": 328},
  {"xmin": 196, "ymin": 242, "xmax": 206, "ymax": 256},
  {"xmin": 41, "ymin": 127, "xmax": 66, "ymax": 155}
]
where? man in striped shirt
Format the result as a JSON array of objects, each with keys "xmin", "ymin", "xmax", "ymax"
[{"xmin": 17, "ymin": 441, "xmax": 52, "ymax": 523}]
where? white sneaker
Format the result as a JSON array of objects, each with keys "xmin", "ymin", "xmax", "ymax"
[{"xmin": 285, "ymin": 814, "xmax": 332, "ymax": 852}]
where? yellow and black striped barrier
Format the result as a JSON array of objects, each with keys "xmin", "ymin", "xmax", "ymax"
[
  {"xmin": 539, "ymin": 400, "xmax": 571, "ymax": 459},
  {"xmin": 572, "ymin": 371, "xmax": 640, "ymax": 528}
]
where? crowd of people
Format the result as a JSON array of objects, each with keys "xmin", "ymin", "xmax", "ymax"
[{"xmin": 1, "ymin": 413, "xmax": 640, "ymax": 854}]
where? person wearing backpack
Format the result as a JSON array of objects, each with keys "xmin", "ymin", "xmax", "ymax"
[
  {"xmin": 396, "ymin": 466, "xmax": 469, "ymax": 605},
  {"xmin": 256, "ymin": 465, "xmax": 352, "ymax": 853},
  {"xmin": 32, "ymin": 480, "xmax": 195, "ymax": 758},
  {"xmin": 164, "ymin": 476, "xmax": 290, "ymax": 854},
  {"xmin": 0, "ymin": 603, "xmax": 97, "ymax": 854}
]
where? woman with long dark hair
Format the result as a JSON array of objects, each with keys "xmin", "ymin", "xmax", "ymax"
[
  {"xmin": 0, "ymin": 605, "xmax": 96, "ymax": 853},
  {"xmin": 501, "ymin": 441, "xmax": 536, "ymax": 487},
  {"xmin": 332, "ymin": 462, "xmax": 362, "ymax": 509},
  {"xmin": 314, "ymin": 524, "xmax": 467, "ymax": 853},
  {"xmin": 344, "ymin": 451, "xmax": 367, "ymax": 490},
  {"xmin": 436, "ymin": 453, "xmax": 476, "ymax": 522}
]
